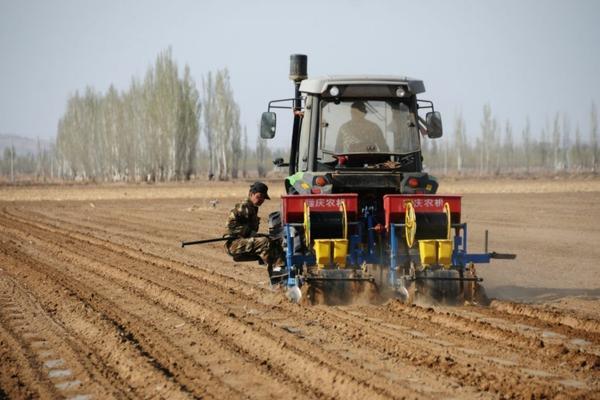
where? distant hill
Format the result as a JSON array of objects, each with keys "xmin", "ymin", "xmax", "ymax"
[{"xmin": 0, "ymin": 134, "xmax": 53, "ymax": 157}]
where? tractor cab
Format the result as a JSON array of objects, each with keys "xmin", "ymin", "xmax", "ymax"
[{"xmin": 262, "ymin": 65, "xmax": 443, "ymax": 213}]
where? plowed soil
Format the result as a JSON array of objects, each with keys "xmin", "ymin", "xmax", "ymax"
[{"xmin": 1, "ymin": 178, "xmax": 599, "ymax": 399}]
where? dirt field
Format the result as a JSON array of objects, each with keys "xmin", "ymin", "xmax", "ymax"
[{"xmin": 1, "ymin": 178, "xmax": 599, "ymax": 399}]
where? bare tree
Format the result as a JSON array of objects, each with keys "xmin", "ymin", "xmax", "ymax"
[
  {"xmin": 256, "ymin": 128, "xmax": 270, "ymax": 178},
  {"xmin": 203, "ymin": 68, "xmax": 242, "ymax": 181},
  {"xmin": 214, "ymin": 71, "xmax": 231, "ymax": 180},
  {"xmin": 591, "ymin": 101, "xmax": 598, "ymax": 173},
  {"xmin": 202, "ymin": 72, "xmax": 216, "ymax": 180},
  {"xmin": 480, "ymin": 104, "xmax": 497, "ymax": 174},
  {"xmin": 177, "ymin": 65, "xmax": 201, "ymax": 180},
  {"xmin": 539, "ymin": 117, "xmax": 551, "ymax": 170},
  {"xmin": 503, "ymin": 120, "xmax": 514, "ymax": 173},
  {"xmin": 453, "ymin": 113, "xmax": 466, "ymax": 174},
  {"xmin": 551, "ymin": 112, "xmax": 561, "ymax": 171},
  {"xmin": 230, "ymin": 106, "xmax": 242, "ymax": 179},
  {"xmin": 561, "ymin": 114, "xmax": 570, "ymax": 171},
  {"xmin": 573, "ymin": 124, "xmax": 583, "ymax": 171},
  {"xmin": 522, "ymin": 117, "xmax": 531, "ymax": 173},
  {"xmin": 242, "ymin": 126, "xmax": 248, "ymax": 178}
]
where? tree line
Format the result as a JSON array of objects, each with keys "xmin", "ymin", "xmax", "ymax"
[
  {"xmin": 50, "ymin": 48, "xmax": 273, "ymax": 182},
  {"xmin": 1, "ymin": 50, "xmax": 598, "ymax": 181},
  {"xmin": 422, "ymin": 102, "xmax": 599, "ymax": 175},
  {"xmin": 0, "ymin": 139, "xmax": 55, "ymax": 182}
]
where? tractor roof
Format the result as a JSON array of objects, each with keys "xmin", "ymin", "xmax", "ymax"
[{"xmin": 299, "ymin": 75, "xmax": 425, "ymax": 95}]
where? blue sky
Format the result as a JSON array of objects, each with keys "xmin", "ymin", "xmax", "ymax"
[{"xmin": 0, "ymin": 0, "xmax": 598, "ymax": 149}]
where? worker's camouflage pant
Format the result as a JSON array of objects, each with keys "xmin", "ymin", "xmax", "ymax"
[{"xmin": 227, "ymin": 236, "xmax": 285, "ymax": 267}]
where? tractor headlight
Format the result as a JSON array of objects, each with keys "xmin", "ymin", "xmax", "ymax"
[
  {"xmin": 329, "ymin": 86, "xmax": 340, "ymax": 97},
  {"xmin": 396, "ymin": 87, "xmax": 406, "ymax": 97}
]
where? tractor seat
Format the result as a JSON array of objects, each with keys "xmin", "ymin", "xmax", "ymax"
[{"xmin": 232, "ymin": 253, "xmax": 265, "ymax": 265}]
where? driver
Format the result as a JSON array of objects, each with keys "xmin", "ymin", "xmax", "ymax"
[{"xmin": 335, "ymin": 101, "xmax": 389, "ymax": 153}]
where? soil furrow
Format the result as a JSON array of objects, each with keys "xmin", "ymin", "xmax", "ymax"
[
  {"xmin": 2, "ymin": 205, "xmax": 486, "ymax": 398},
  {"xmin": 490, "ymin": 300, "xmax": 600, "ymax": 335},
  {"xmin": 0, "ymin": 274, "xmax": 121, "ymax": 399},
  {"xmin": 0, "ymin": 224, "xmax": 263, "ymax": 400},
  {"xmin": 2, "ymin": 208, "xmax": 588, "ymax": 398},
  {"xmin": 1, "ymin": 207, "xmax": 435, "ymax": 399},
  {"xmin": 2, "ymin": 186, "xmax": 599, "ymax": 400},
  {"xmin": 0, "ymin": 314, "xmax": 54, "ymax": 399},
  {"xmin": 4, "ymin": 206, "xmax": 596, "ymax": 391},
  {"xmin": 0, "ymin": 233, "xmax": 199, "ymax": 399},
  {"xmin": 5, "ymin": 205, "xmax": 261, "ymax": 286}
]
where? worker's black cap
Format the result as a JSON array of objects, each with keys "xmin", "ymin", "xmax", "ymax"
[{"xmin": 250, "ymin": 181, "xmax": 270, "ymax": 200}]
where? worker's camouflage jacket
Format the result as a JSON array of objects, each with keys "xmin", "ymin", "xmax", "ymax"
[
  {"xmin": 226, "ymin": 198, "xmax": 260, "ymax": 238},
  {"xmin": 224, "ymin": 198, "xmax": 285, "ymax": 268}
]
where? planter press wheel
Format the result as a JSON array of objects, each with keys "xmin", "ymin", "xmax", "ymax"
[
  {"xmin": 405, "ymin": 201, "xmax": 416, "ymax": 248},
  {"xmin": 443, "ymin": 202, "xmax": 452, "ymax": 239},
  {"xmin": 303, "ymin": 201, "xmax": 310, "ymax": 245}
]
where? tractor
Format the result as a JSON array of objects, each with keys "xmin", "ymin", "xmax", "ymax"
[{"xmin": 261, "ymin": 54, "xmax": 513, "ymax": 305}]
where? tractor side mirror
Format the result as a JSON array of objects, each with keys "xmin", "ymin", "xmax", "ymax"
[
  {"xmin": 260, "ymin": 112, "xmax": 277, "ymax": 139},
  {"xmin": 426, "ymin": 111, "xmax": 443, "ymax": 138}
]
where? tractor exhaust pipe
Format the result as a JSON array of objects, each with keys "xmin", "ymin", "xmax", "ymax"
[
  {"xmin": 289, "ymin": 54, "xmax": 307, "ymax": 82},
  {"xmin": 289, "ymin": 54, "xmax": 307, "ymax": 111},
  {"xmin": 288, "ymin": 54, "xmax": 307, "ymax": 175}
]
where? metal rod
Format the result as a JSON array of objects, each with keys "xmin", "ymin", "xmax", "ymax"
[
  {"xmin": 181, "ymin": 233, "xmax": 269, "ymax": 247},
  {"xmin": 181, "ymin": 237, "xmax": 231, "ymax": 247},
  {"xmin": 489, "ymin": 252, "xmax": 517, "ymax": 259},
  {"xmin": 305, "ymin": 277, "xmax": 375, "ymax": 282},
  {"xmin": 411, "ymin": 276, "xmax": 483, "ymax": 282}
]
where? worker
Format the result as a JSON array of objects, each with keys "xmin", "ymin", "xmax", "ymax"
[
  {"xmin": 335, "ymin": 100, "xmax": 390, "ymax": 153},
  {"xmin": 225, "ymin": 181, "xmax": 286, "ymax": 282}
]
